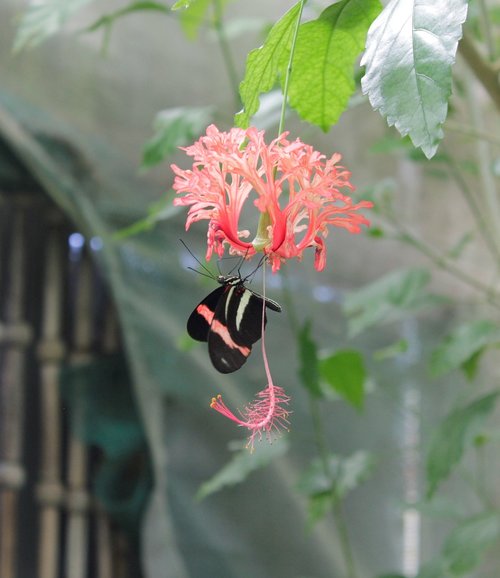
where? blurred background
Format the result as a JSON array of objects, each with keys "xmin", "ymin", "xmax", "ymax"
[{"xmin": 0, "ymin": 1, "xmax": 499, "ymax": 578}]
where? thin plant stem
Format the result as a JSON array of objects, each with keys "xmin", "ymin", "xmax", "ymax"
[
  {"xmin": 277, "ymin": 0, "xmax": 307, "ymax": 137},
  {"xmin": 387, "ymin": 219, "xmax": 500, "ymax": 309},
  {"xmin": 478, "ymin": 0, "xmax": 495, "ymax": 61},
  {"xmin": 463, "ymin": 70, "xmax": 500, "ymax": 261},
  {"xmin": 332, "ymin": 500, "xmax": 359, "ymax": 578},
  {"xmin": 443, "ymin": 151, "xmax": 500, "ymax": 267},
  {"xmin": 445, "ymin": 121, "xmax": 500, "ymax": 148},
  {"xmin": 212, "ymin": 0, "xmax": 241, "ymax": 110},
  {"xmin": 275, "ymin": 4, "xmax": 358, "ymax": 574}
]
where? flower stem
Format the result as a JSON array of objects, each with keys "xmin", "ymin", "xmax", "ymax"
[
  {"xmin": 212, "ymin": 0, "xmax": 241, "ymax": 110},
  {"xmin": 277, "ymin": 0, "xmax": 307, "ymax": 137}
]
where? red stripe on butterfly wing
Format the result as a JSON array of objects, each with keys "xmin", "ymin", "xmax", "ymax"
[
  {"xmin": 197, "ymin": 303, "xmax": 215, "ymax": 324},
  {"xmin": 210, "ymin": 318, "xmax": 251, "ymax": 356}
]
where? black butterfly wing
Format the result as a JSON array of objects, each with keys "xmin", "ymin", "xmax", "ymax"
[
  {"xmin": 187, "ymin": 285, "xmax": 227, "ymax": 342},
  {"xmin": 208, "ymin": 285, "xmax": 282, "ymax": 374},
  {"xmin": 207, "ymin": 286, "xmax": 252, "ymax": 373},
  {"xmin": 225, "ymin": 286, "xmax": 267, "ymax": 345}
]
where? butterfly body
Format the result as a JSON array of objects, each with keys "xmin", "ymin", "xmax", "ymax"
[{"xmin": 187, "ymin": 274, "xmax": 281, "ymax": 373}]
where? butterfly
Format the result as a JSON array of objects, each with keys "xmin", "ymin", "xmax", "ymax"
[{"xmin": 185, "ymin": 252, "xmax": 281, "ymax": 373}]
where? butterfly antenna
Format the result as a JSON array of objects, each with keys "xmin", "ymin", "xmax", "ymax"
[
  {"xmin": 244, "ymin": 254, "xmax": 267, "ymax": 283},
  {"xmin": 179, "ymin": 239, "xmax": 215, "ymax": 279}
]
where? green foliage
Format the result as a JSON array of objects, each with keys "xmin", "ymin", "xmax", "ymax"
[
  {"xmin": 430, "ymin": 320, "xmax": 500, "ymax": 380},
  {"xmin": 297, "ymin": 451, "xmax": 375, "ymax": 525},
  {"xmin": 297, "ymin": 320, "xmax": 322, "ymax": 398},
  {"xmin": 416, "ymin": 513, "xmax": 500, "ymax": 578},
  {"xmin": 373, "ymin": 339, "xmax": 408, "ymax": 361},
  {"xmin": 13, "ymin": 0, "xmax": 95, "ymax": 52},
  {"xmin": 343, "ymin": 268, "xmax": 442, "ymax": 337},
  {"xmin": 196, "ymin": 438, "xmax": 289, "ymax": 500},
  {"xmin": 361, "ymin": 0, "xmax": 469, "ymax": 158},
  {"xmin": 235, "ymin": 2, "xmax": 302, "ymax": 128},
  {"xmin": 284, "ymin": 0, "xmax": 381, "ymax": 131},
  {"xmin": 416, "ymin": 560, "xmax": 446, "ymax": 578},
  {"xmin": 141, "ymin": 106, "xmax": 214, "ymax": 168},
  {"xmin": 61, "ymin": 355, "xmax": 152, "ymax": 533},
  {"xmin": 84, "ymin": 2, "xmax": 169, "ymax": 48},
  {"xmin": 113, "ymin": 193, "xmax": 179, "ymax": 240},
  {"xmin": 442, "ymin": 512, "xmax": 500, "ymax": 574},
  {"xmin": 426, "ymin": 391, "xmax": 500, "ymax": 498},
  {"xmin": 319, "ymin": 350, "xmax": 366, "ymax": 410},
  {"xmin": 175, "ymin": 0, "xmax": 231, "ymax": 40},
  {"xmin": 237, "ymin": 0, "xmax": 380, "ymax": 130}
]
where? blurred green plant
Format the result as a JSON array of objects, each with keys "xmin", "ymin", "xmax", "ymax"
[{"xmin": 13, "ymin": 0, "xmax": 500, "ymax": 576}]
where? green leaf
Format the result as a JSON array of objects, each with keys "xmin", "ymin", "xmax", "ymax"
[
  {"xmin": 177, "ymin": 0, "xmax": 230, "ymax": 40},
  {"xmin": 430, "ymin": 320, "xmax": 500, "ymax": 379},
  {"xmin": 196, "ymin": 438, "xmax": 289, "ymax": 500},
  {"xmin": 443, "ymin": 512, "xmax": 500, "ymax": 574},
  {"xmin": 375, "ymin": 575, "xmax": 407, "ymax": 578},
  {"xmin": 416, "ymin": 560, "xmax": 446, "ymax": 578},
  {"xmin": 343, "ymin": 268, "xmax": 438, "ymax": 337},
  {"xmin": 235, "ymin": 2, "xmax": 302, "ymax": 128},
  {"xmin": 319, "ymin": 350, "xmax": 366, "ymax": 410},
  {"xmin": 13, "ymin": 0, "xmax": 95, "ymax": 52},
  {"xmin": 373, "ymin": 339, "xmax": 408, "ymax": 361},
  {"xmin": 297, "ymin": 451, "xmax": 375, "ymax": 524},
  {"xmin": 426, "ymin": 391, "xmax": 500, "ymax": 497},
  {"xmin": 284, "ymin": 0, "xmax": 382, "ymax": 131},
  {"xmin": 298, "ymin": 320, "xmax": 322, "ymax": 398},
  {"xmin": 141, "ymin": 106, "xmax": 213, "ymax": 168},
  {"xmin": 178, "ymin": 0, "xmax": 210, "ymax": 40},
  {"xmin": 113, "ymin": 193, "xmax": 179, "ymax": 240},
  {"xmin": 361, "ymin": 0, "xmax": 468, "ymax": 158}
]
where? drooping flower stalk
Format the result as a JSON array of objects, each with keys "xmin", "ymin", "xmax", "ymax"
[{"xmin": 210, "ymin": 263, "xmax": 290, "ymax": 449}]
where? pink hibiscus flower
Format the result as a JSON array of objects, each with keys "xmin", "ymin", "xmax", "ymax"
[{"xmin": 172, "ymin": 124, "xmax": 372, "ymax": 272}]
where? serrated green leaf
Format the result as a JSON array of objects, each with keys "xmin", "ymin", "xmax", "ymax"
[
  {"xmin": 426, "ymin": 392, "xmax": 500, "ymax": 498},
  {"xmin": 235, "ymin": 2, "xmax": 302, "ymax": 128},
  {"xmin": 443, "ymin": 512, "xmax": 500, "ymax": 574},
  {"xmin": 297, "ymin": 451, "xmax": 375, "ymax": 524},
  {"xmin": 13, "ymin": 0, "xmax": 95, "ymax": 52},
  {"xmin": 319, "ymin": 350, "xmax": 366, "ymax": 410},
  {"xmin": 196, "ymin": 438, "xmax": 288, "ymax": 500},
  {"xmin": 430, "ymin": 320, "xmax": 500, "ymax": 379},
  {"xmin": 298, "ymin": 320, "xmax": 322, "ymax": 398},
  {"xmin": 343, "ymin": 268, "xmax": 436, "ymax": 337},
  {"xmin": 361, "ymin": 0, "xmax": 469, "ymax": 158},
  {"xmin": 141, "ymin": 106, "xmax": 213, "ymax": 168},
  {"xmin": 284, "ymin": 0, "xmax": 381, "ymax": 131}
]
